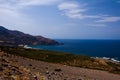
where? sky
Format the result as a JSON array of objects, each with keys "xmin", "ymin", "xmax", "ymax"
[{"xmin": 0, "ymin": 0, "xmax": 120, "ymax": 39}]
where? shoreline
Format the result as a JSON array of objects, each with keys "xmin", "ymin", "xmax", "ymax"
[
  {"xmin": 93, "ymin": 57, "xmax": 120, "ymax": 63},
  {"xmin": 24, "ymin": 45, "xmax": 120, "ymax": 63}
]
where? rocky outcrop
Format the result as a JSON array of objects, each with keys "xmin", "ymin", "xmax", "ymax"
[{"xmin": 0, "ymin": 26, "xmax": 59, "ymax": 46}]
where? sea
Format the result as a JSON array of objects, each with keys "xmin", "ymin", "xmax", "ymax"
[{"xmin": 29, "ymin": 39, "xmax": 120, "ymax": 61}]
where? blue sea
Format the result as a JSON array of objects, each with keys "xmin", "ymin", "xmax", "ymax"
[{"xmin": 29, "ymin": 39, "xmax": 120, "ymax": 61}]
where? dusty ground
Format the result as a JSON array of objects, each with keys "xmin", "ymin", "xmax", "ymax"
[{"xmin": 0, "ymin": 51, "xmax": 120, "ymax": 80}]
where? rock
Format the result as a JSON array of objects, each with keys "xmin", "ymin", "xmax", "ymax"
[
  {"xmin": 45, "ymin": 67, "xmax": 48, "ymax": 70},
  {"xmin": 46, "ymin": 71, "xmax": 49, "ymax": 74},
  {"xmin": 51, "ymin": 72, "xmax": 55, "ymax": 75},
  {"xmin": 33, "ymin": 75, "xmax": 38, "ymax": 80},
  {"xmin": 11, "ymin": 68, "xmax": 16, "ymax": 71},
  {"xmin": 1, "ymin": 63, "xmax": 8, "ymax": 67},
  {"xmin": 0, "ymin": 67, "xmax": 4, "ymax": 72},
  {"xmin": 40, "ymin": 76, "xmax": 46, "ymax": 80},
  {"xmin": 6, "ymin": 72, "xmax": 12, "ymax": 76},
  {"xmin": 11, "ymin": 65, "xmax": 19, "ymax": 69},
  {"xmin": 1, "ymin": 59, "xmax": 8, "ymax": 63},
  {"xmin": 54, "ymin": 68, "xmax": 62, "ymax": 72},
  {"xmin": 28, "ymin": 64, "xmax": 32, "ymax": 66}
]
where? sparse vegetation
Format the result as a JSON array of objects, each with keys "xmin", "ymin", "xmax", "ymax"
[{"xmin": 0, "ymin": 46, "xmax": 120, "ymax": 74}]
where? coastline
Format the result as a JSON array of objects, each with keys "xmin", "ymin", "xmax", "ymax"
[
  {"xmin": 93, "ymin": 57, "xmax": 120, "ymax": 63},
  {"xmin": 29, "ymin": 39, "xmax": 120, "ymax": 61},
  {"xmin": 25, "ymin": 45, "xmax": 120, "ymax": 63}
]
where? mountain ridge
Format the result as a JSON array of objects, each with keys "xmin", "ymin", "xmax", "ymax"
[{"xmin": 0, "ymin": 26, "xmax": 59, "ymax": 46}]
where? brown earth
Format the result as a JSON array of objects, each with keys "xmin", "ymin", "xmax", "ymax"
[{"xmin": 0, "ymin": 51, "xmax": 120, "ymax": 80}]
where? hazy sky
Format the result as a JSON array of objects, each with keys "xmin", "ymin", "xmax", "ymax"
[{"xmin": 0, "ymin": 0, "xmax": 120, "ymax": 39}]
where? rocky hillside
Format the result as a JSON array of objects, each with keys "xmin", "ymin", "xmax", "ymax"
[
  {"xmin": 0, "ymin": 51, "xmax": 47, "ymax": 80},
  {"xmin": 0, "ymin": 48, "xmax": 120, "ymax": 80},
  {"xmin": 0, "ymin": 26, "xmax": 59, "ymax": 46}
]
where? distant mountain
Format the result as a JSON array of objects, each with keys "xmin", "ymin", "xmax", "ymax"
[{"xmin": 0, "ymin": 26, "xmax": 59, "ymax": 46}]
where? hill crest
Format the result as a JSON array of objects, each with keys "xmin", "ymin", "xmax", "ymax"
[{"xmin": 0, "ymin": 26, "xmax": 59, "ymax": 46}]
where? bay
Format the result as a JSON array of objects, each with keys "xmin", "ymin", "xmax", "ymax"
[{"xmin": 29, "ymin": 39, "xmax": 120, "ymax": 61}]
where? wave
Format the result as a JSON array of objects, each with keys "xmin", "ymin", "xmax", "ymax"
[{"xmin": 93, "ymin": 57, "xmax": 120, "ymax": 63}]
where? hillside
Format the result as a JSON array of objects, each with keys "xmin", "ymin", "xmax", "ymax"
[
  {"xmin": 0, "ymin": 46, "xmax": 120, "ymax": 80},
  {"xmin": 1, "ymin": 46, "xmax": 120, "ymax": 74},
  {"xmin": 0, "ymin": 26, "xmax": 59, "ymax": 46}
]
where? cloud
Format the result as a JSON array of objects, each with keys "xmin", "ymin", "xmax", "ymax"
[
  {"xmin": 0, "ymin": 0, "xmax": 120, "ymax": 32},
  {"xmin": 0, "ymin": 0, "xmax": 61, "ymax": 30},
  {"xmin": 18, "ymin": 0, "xmax": 60, "ymax": 7},
  {"xmin": 97, "ymin": 17, "xmax": 120, "ymax": 22},
  {"xmin": 0, "ymin": 7, "xmax": 36, "ymax": 31},
  {"xmin": 86, "ymin": 23, "xmax": 106, "ymax": 27},
  {"xmin": 58, "ymin": 1, "xmax": 120, "ymax": 26},
  {"xmin": 58, "ymin": 2, "xmax": 120, "ymax": 24},
  {"xmin": 58, "ymin": 2, "xmax": 102, "ymax": 19},
  {"xmin": 0, "ymin": 0, "xmax": 60, "ymax": 9},
  {"xmin": 64, "ymin": 23, "xmax": 79, "ymax": 27},
  {"xmin": 58, "ymin": 2, "xmax": 86, "ymax": 19},
  {"xmin": 117, "ymin": 0, "xmax": 120, "ymax": 3}
]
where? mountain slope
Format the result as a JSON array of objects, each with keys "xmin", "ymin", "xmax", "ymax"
[{"xmin": 0, "ymin": 26, "xmax": 59, "ymax": 46}]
